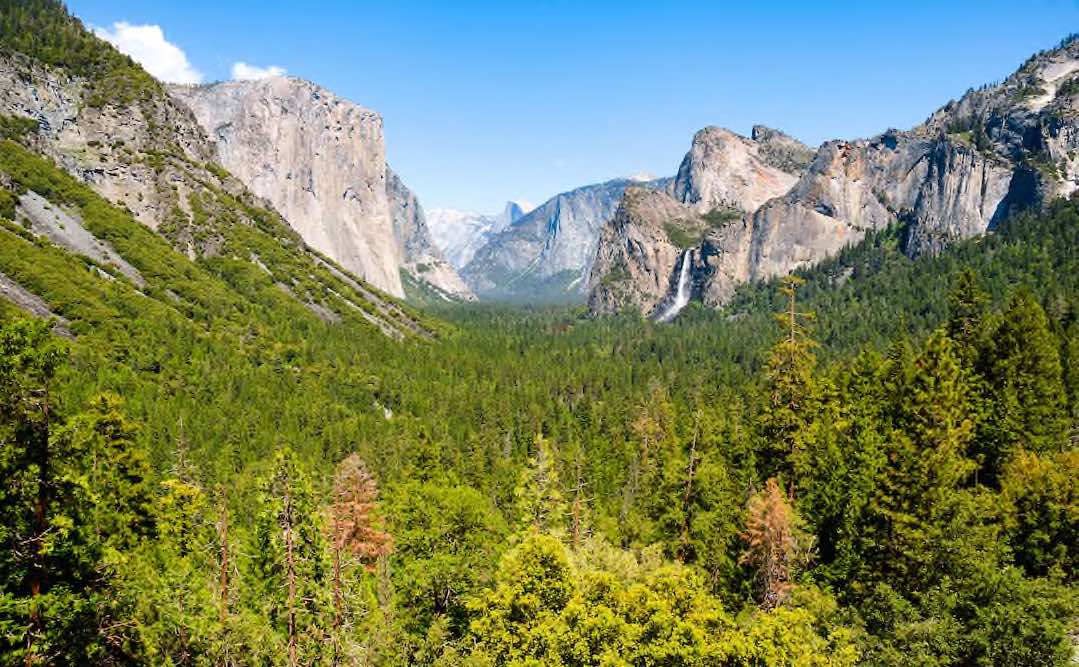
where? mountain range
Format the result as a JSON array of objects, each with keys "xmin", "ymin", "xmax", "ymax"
[
  {"xmin": 1, "ymin": 2, "xmax": 1077, "ymax": 319},
  {"xmin": 589, "ymin": 38, "xmax": 1079, "ymax": 318}
]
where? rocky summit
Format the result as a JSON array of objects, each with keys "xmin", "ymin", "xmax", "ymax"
[
  {"xmin": 427, "ymin": 201, "xmax": 531, "ymax": 270},
  {"xmin": 170, "ymin": 77, "xmax": 472, "ymax": 301},
  {"xmin": 462, "ymin": 176, "xmax": 666, "ymax": 302},
  {"xmin": 588, "ymin": 37, "xmax": 1079, "ymax": 318}
]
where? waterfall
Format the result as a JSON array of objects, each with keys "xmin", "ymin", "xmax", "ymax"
[{"xmin": 656, "ymin": 249, "xmax": 693, "ymax": 323}]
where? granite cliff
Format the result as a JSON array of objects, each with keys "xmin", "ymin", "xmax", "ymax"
[
  {"xmin": 170, "ymin": 77, "xmax": 472, "ymax": 301},
  {"xmin": 462, "ymin": 177, "xmax": 665, "ymax": 302},
  {"xmin": 589, "ymin": 37, "xmax": 1079, "ymax": 317}
]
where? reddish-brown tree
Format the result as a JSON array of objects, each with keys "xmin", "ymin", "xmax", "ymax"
[{"xmin": 739, "ymin": 477, "xmax": 813, "ymax": 609}]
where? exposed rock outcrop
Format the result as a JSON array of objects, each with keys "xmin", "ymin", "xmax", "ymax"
[
  {"xmin": 169, "ymin": 77, "xmax": 472, "ymax": 301},
  {"xmin": 427, "ymin": 201, "xmax": 530, "ymax": 270},
  {"xmin": 0, "ymin": 46, "xmax": 435, "ymax": 338},
  {"xmin": 588, "ymin": 188, "xmax": 704, "ymax": 316},
  {"xmin": 0, "ymin": 50, "xmax": 216, "ymax": 233},
  {"xmin": 463, "ymin": 177, "xmax": 665, "ymax": 301},
  {"xmin": 671, "ymin": 127, "xmax": 801, "ymax": 214},
  {"xmin": 386, "ymin": 168, "xmax": 474, "ymax": 301},
  {"xmin": 17, "ymin": 190, "xmax": 144, "ymax": 285},
  {"xmin": 589, "ymin": 36, "xmax": 1079, "ymax": 317}
]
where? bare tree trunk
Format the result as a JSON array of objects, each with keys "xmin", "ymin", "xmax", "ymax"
[
  {"xmin": 678, "ymin": 417, "xmax": 699, "ymax": 562},
  {"xmin": 332, "ymin": 541, "xmax": 342, "ymax": 667},
  {"xmin": 25, "ymin": 385, "xmax": 50, "ymax": 667},
  {"xmin": 218, "ymin": 493, "xmax": 230, "ymax": 624},
  {"xmin": 570, "ymin": 457, "xmax": 584, "ymax": 549},
  {"xmin": 284, "ymin": 488, "xmax": 298, "ymax": 667}
]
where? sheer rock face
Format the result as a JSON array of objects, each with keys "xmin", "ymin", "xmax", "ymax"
[
  {"xmin": 462, "ymin": 178, "xmax": 660, "ymax": 301},
  {"xmin": 671, "ymin": 126, "xmax": 802, "ymax": 214},
  {"xmin": 590, "ymin": 126, "xmax": 806, "ymax": 316},
  {"xmin": 386, "ymin": 168, "xmax": 474, "ymax": 300},
  {"xmin": 588, "ymin": 188, "xmax": 702, "ymax": 316},
  {"xmin": 169, "ymin": 77, "xmax": 471, "ymax": 300},
  {"xmin": 590, "ymin": 38, "xmax": 1079, "ymax": 316}
]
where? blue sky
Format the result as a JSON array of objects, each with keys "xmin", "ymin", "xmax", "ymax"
[{"xmin": 70, "ymin": 0, "xmax": 1079, "ymax": 213}]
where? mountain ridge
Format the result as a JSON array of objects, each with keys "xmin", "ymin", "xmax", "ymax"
[{"xmin": 588, "ymin": 35, "xmax": 1079, "ymax": 318}]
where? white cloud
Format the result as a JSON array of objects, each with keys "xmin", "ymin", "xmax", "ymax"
[
  {"xmin": 93, "ymin": 21, "xmax": 202, "ymax": 84},
  {"xmin": 231, "ymin": 62, "xmax": 287, "ymax": 81}
]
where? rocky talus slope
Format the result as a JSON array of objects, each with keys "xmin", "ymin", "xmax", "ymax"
[
  {"xmin": 589, "ymin": 37, "xmax": 1079, "ymax": 317},
  {"xmin": 169, "ymin": 78, "xmax": 472, "ymax": 301}
]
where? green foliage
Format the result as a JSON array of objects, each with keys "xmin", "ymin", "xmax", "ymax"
[
  {"xmin": 248, "ymin": 448, "xmax": 333, "ymax": 664},
  {"xmin": 975, "ymin": 288, "xmax": 1068, "ymax": 479},
  {"xmin": 385, "ymin": 480, "xmax": 508, "ymax": 636},
  {"xmin": 464, "ymin": 534, "xmax": 859, "ymax": 666},
  {"xmin": 1, "ymin": 12, "xmax": 1078, "ymax": 653},
  {"xmin": 0, "ymin": 0, "xmax": 160, "ymax": 107},
  {"xmin": 0, "ymin": 114, "xmax": 38, "ymax": 142},
  {"xmin": 1000, "ymin": 449, "xmax": 1079, "ymax": 579}
]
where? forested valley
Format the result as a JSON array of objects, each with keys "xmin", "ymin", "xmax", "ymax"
[
  {"xmin": 1, "ymin": 1, "xmax": 1078, "ymax": 664},
  {"xmin": 2, "ymin": 125, "xmax": 1078, "ymax": 664}
]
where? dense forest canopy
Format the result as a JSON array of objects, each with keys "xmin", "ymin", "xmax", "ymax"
[
  {"xmin": 2, "ymin": 132, "xmax": 1078, "ymax": 663},
  {"xmin": 0, "ymin": 2, "xmax": 1077, "ymax": 665}
]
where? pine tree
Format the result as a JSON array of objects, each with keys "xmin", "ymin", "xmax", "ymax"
[
  {"xmin": 946, "ymin": 268, "xmax": 990, "ymax": 366},
  {"xmin": 328, "ymin": 453, "xmax": 391, "ymax": 665},
  {"xmin": 0, "ymin": 318, "xmax": 97, "ymax": 665},
  {"xmin": 760, "ymin": 275, "xmax": 820, "ymax": 486},
  {"xmin": 977, "ymin": 289, "xmax": 1068, "ymax": 481},
  {"xmin": 622, "ymin": 379, "xmax": 674, "ymax": 533},
  {"xmin": 739, "ymin": 478, "xmax": 813, "ymax": 609},
  {"xmin": 860, "ymin": 330, "xmax": 978, "ymax": 588},
  {"xmin": 513, "ymin": 435, "xmax": 566, "ymax": 536},
  {"xmin": 249, "ymin": 448, "xmax": 331, "ymax": 666}
]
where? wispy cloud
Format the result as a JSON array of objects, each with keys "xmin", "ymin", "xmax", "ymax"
[
  {"xmin": 93, "ymin": 22, "xmax": 202, "ymax": 84},
  {"xmin": 231, "ymin": 62, "xmax": 287, "ymax": 81}
]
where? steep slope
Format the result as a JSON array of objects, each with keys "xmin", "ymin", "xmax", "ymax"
[
  {"xmin": 385, "ymin": 167, "xmax": 474, "ymax": 302},
  {"xmin": 589, "ymin": 35, "xmax": 1079, "ymax": 317},
  {"xmin": 427, "ymin": 201, "xmax": 530, "ymax": 269},
  {"xmin": 671, "ymin": 126, "xmax": 803, "ymax": 213},
  {"xmin": 462, "ymin": 177, "xmax": 665, "ymax": 302},
  {"xmin": 169, "ymin": 78, "xmax": 473, "ymax": 301},
  {"xmin": 589, "ymin": 126, "xmax": 807, "ymax": 316},
  {"xmin": 0, "ymin": 6, "xmax": 435, "ymax": 338}
]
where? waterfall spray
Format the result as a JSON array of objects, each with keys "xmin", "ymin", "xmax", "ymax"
[{"xmin": 656, "ymin": 249, "xmax": 693, "ymax": 323}]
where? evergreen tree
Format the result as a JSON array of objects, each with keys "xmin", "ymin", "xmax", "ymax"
[
  {"xmin": 946, "ymin": 268, "xmax": 990, "ymax": 366},
  {"xmin": 759, "ymin": 276, "xmax": 821, "ymax": 485},
  {"xmin": 0, "ymin": 319, "xmax": 106, "ymax": 665},
  {"xmin": 513, "ymin": 435, "xmax": 566, "ymax": 536},
  {"xmin": 977, "ymin": 289, "xmax": 1068, "ymax": 481},
  {"xmin": 858, "ymin": 330, "xmax": 978, "ymax": 589},
  {"xmin": 249, "ymin": 448, "xmax": 332, "ymax": 666}
]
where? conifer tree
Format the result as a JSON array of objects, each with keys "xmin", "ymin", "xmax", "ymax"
[
  {"xmin": 250, "ymin": 448, "xmax": 331, "ymax": 666},
  {"xmin": 328, "ymin": 453, "xmax": 392, "ymax": 665},
  {"xmin": 513, "ymin": 435, "xmax": 566, "ymax": 536},
  {"xmin": 946, "ymin": 268, "xmax": 990, "ymax": 366},
  {"xmin": 861, "ymin": 330, "xmax": 978, "ymax": 587},
  {"xmin": 760, "ymin": 275, "xmax": 820, "ymax": 486},
  {"xmin": 978, "ymin": 289, "xmax": 1068, "ymax": 481},
  {"xmin": 622, "ymin": 379, "xmax": 674, "ymax": 533},
  {"xmin": 0, "ymin": 318, "xmax": 96, "ymax": 664},
  {"xmin": 739, "ymin": 478, "xmax": 813, "ymax": 609}
]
